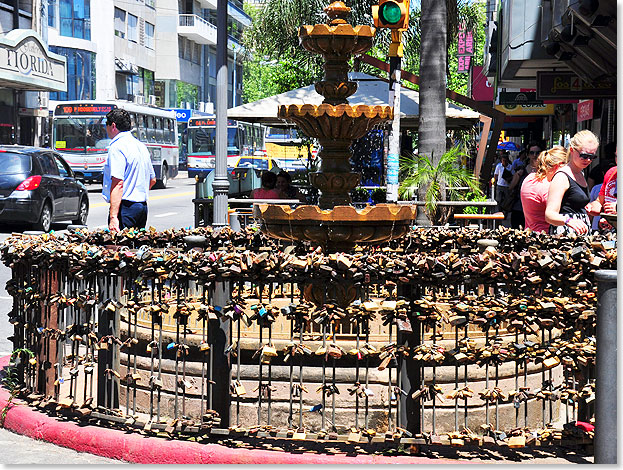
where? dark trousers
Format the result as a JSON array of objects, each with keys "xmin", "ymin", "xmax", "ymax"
[{"xmin": 119, "ymin": 200, "xmax": 148, "ymax": 229}]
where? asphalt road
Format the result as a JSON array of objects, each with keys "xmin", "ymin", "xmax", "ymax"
[{"xmin": 0, "ymin": 172, "xmax": 196, "ymax": 464}]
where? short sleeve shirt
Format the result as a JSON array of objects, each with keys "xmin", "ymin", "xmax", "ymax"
[
  {"xmin": 494, "ymin": 162, "xmax": 511, "ymax": 187},
  {"xmin": 102, "ymin": 131, "xmax": 155, "ymax": 203},
  {"xmin": 599, "ymin": 166, "xmax": 617, "ymax": 203},
  {"xmin": 520, "ymin": 172, "xmax": 550, "ymax": 233}
]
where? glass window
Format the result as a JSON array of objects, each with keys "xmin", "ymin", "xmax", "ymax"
[
  {"xmin": 0, "ymin": 153, "xmax": 30, "ymax": 175},
  {"xmin": 49, "ymin": 47, "xmax": 96, "ymax": 101},
  {"xmin": 48, "ymin": 0, "xmax": 57, "ymax": 28},
  {"xmin": 38, "ymin": 153, "xmax": 60, "ymax": 176},
  {"xmin": 137, "ymin": 114, "xmax": 147, "ymax": 141},
  {"xmin": 178, "ymin": 37, "xmax": 184, "ymax": 58},
  {"xmin": 155, "ymin": 118, "xmax": 164, "ymax": 143},
  {"xmin": 59, "ymin": 0, "xmax": 90, "ymax": 40},
  {"xmin": 128, "ymin": 14, "xmax": 138, "ymax": 42},
  {"xmin": 114, "ymin": 7, "xmax": 126, "ymax": 38},
  {"xmin": 146, "ymin": 116, "xmax": 156, "ymax": 143},
  {"xmin": 145, "ymin": 22, "xmax": 155, "ymax": 49},
  {"xmin": 54, "ymin": 154, "xmax": 70, "ymax": 177}
]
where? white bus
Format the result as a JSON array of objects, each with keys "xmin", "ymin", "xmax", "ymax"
[
  {"xmin": 52, "ymin": 100, "xmax": 178, "ymax": 188},
  {"xmin": 186, "ymin": 116, "xmax": 266, "ymax": 178}
]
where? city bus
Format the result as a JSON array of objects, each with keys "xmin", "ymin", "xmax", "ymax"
[
  {"xmin": 186, "ymin": 116, "xmax": 267, "ymax": 177},
  {"xmin": 264, "ymin": 126, "xmax": 311, "ymax": 172},
  {"xmin": 52, "ymin": 100, "xmax": 179, "ymax": 188}
]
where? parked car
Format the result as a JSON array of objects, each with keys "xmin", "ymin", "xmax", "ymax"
[{"xmin": 0, "ymin": 146, "xmax": 89, "ymax": 232}]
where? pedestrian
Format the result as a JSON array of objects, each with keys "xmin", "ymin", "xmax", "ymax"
[
  {"xmin": 545, "ymin": 130, "xmax": 599, "ymax": 235},
  {"xmin": 102, "ymin": 108, "xmax": 156, "ymax": 231},
  {"xmin": 520, "ymin": 146, "xmax": 567, "ymax": 233},
  {"xmin": 587, "ymin": 141, "xmax": 616, "ymax": 191},
  {"xmin": 275, "ymin": 170, "xmax": 305, "ymax": 203},
  {"xmin": 250, "ymin": 171, "xmax": 280, "ymax": 199},
  {"xmin": 588, "ymin": 148, "xmax": 617, "ymax": 231},
  {"xmin": 493, "ymin": 153, "xmax": 512, "ymax": 213},
  {"xmin": 506, "ymin": 144, "xmax": 541, "ymax": 228}
]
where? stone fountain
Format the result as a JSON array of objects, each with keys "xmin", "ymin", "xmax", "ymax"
[{"xmin": 256, "ymin": 1, "xmax": 416, "ymax": 254}]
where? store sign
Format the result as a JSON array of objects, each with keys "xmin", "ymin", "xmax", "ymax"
[
  {"xmin": 0, "ymin": 30, "xmax": 66, "ymax": 92},
  {"xmin": 471, "ymin": 66, "xmax": 494, "ymax": 101},
  {"xmin": 170, "ymin": 108, "xmax": 191, "ymax": 122},
  {"xmin": 577, "ymin": 100, "xmax": 594, "ymax": 122},
  {"xmin": 494, "ymin": 103, "xmax": 555, "ymax": 116},
  {"xmin": 499, "ymin": 91, "xmax": 543, "ymax": 106},
  {"xmin": 55, "ymin": 104, "xmax": 116, "ymax": 115},
  {"xmin": 537, "ymin": 72, "xmax": 616, "ymax": 99}
]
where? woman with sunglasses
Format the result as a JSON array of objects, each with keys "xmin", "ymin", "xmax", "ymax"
[{"xmin": 545, "ymin": 130, "xmax": 599, "ymax": 235}]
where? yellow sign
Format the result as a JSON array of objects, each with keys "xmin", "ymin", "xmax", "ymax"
[
  {"xmin": 55, "ymin": 141, "xmax": 66, "ymax": 149},
  {"xmin": 495, "ymin": 104, "xmax": 555, "ymax": 116}
]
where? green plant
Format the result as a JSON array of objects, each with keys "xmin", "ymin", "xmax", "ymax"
[
  {"xmin": 399, "ymin": 146, "xmax": 483, "ymax": 225},
  {"xmin": 463, "ymin": 191, "xmax": 487, "ymax": 214},
  {"xmin": 1, "ymin": 348, "xmax": 33, "ymax": 427},
  {"xmin": 351, "ymin": 187, "xmax": 370, "ymax": 203},
  {"xmin": 371, "ymin": 188, "xmax": 387, "ymax": 205}
]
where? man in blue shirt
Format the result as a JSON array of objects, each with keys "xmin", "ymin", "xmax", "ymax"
[{"xmin": 102, "ymin": 108, "xmax": 156, "ymax": 231}]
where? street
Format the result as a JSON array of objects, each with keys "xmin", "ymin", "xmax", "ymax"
[{"xmin": 0, "ymin": 172, "xmax": 197, "ymax": 464}]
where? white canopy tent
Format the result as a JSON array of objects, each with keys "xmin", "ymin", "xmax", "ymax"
[{"xmin": 228, "ymin": 72, "xmax": 480, "ymax": 129}]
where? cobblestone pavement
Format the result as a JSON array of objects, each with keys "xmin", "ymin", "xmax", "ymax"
[{"xmin": 0, "ymin": 428, "xmax": 125, "ymax": 464}]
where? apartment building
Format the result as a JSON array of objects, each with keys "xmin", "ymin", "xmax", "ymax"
[{"xmin": 47, "ymin": 0, "xmax": 249, "ymax": 112}]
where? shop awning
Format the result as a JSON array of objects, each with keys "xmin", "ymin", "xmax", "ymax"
[
  {"xmin": 228, "ymin": 72, "xmax": 479, "ymax": 129},
  {"xmin": 0, "ymin": 30, "xmax": 67, "ymax": 92}
]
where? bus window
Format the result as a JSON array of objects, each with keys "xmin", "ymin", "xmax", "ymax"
[
  {"xmin": 146, "ymin": 116, "xmax": 156, "ymax": 143},
  {"xmin": 155, "ymin": 117, "xmax": 164, "ymax": 143},
  {"xmin": 138, "ymin": 114, "xmax": 147, "ymax": 141},
  {"xmin": 165, "ymin": 119, "xmax": 173, "ymax": 144}
]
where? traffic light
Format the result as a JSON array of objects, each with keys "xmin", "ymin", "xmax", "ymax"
[{"xmin": 372, "ymin": 0, "xmax": 410, "ymax": 30}]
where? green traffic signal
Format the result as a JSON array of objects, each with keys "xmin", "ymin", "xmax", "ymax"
[{"xmin": 379, "ymin": 2, "xmax": 402, "ymax": 24}]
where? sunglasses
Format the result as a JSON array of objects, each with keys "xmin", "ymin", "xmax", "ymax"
[{"xmin": 578, "ymin": 152, "xmax": 596, "ymax": 160}]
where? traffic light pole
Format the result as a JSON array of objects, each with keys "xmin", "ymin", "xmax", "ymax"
[{"xmin": 387, "ymin": 55, "xmax": 401, "ymax": 202}]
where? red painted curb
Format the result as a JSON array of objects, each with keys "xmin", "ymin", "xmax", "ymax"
[{"xmin": 0, "ymin": 355, "xmax": 470, "ymax": 464}]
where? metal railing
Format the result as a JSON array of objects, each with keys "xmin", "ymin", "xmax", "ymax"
[{"xmin": 1, "ymin": 226, "xmax": 613, "ymax": 454}]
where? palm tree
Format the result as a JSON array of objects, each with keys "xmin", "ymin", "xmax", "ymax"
[{"xmin": 399, "ymin": 146, "xmax": 483, "ymax": 226}]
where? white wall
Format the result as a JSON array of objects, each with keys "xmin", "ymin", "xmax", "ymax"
[
  {"xmin": 92, "ymin": 0, "xmax": 115, "ymax": 100},
  {"xmin": 155, "ymin": 0, "xmax": 180, "ymax": 80}
]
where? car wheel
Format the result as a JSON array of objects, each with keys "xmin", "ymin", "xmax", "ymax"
[
  {"xmin": 156, "ymin": 163, "xmax": 168, "ymax": 189},
  {"xmin": 35, "ymin": 202, "xmax": 52, "ymax": 232},
  {"xmin": 72, "ymin": 197, "xmax": 89, "ymax": 225}
]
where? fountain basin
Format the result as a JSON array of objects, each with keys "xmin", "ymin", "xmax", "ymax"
[
  {"xmin": 254, "ymin": 203, "xmax": 417, "ymax": 250},
  {"xmin": 299, "ymin": 24, "xmax": 375, "ymax": 57},
  {"xmin": 278, "ymin": 103, "xmax": 393, "ymax": 140}
]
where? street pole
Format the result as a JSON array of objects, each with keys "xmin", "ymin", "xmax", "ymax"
[
  {"xmin": 387, "ymin": 48, "xmax": 402, "ymax": 203},
  {"xmin": 212, "ymin": 0, "xmax": 229, "ymax": 227}
]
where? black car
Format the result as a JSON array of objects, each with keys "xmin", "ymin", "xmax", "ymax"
[{"xmin": 0, "ymin": 146, "xmax": 89, "ymax": 232}]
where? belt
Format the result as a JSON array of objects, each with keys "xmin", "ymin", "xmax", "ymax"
[{"xmin": 121, "ymin": 200, "xmax": 147, "ymax": 206}]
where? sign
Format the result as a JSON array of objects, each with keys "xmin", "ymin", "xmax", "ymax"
[
  {"xmin": 499, "ymin": 91, "xmax": 543, "ymax": 106},
  {"xmin": 154, "ymin": 81, "xmax": 164, "ymax": 107},
  {"xmin": 170, "ymin": 108, "xmax": 192, "ymax": 122},
  {"xmin": 55, "ymin": 103, "xmax": 116, "ymax": 116},
  {"xmin": 188, "ymin": 117, "xmax": 236, "ymax": 127},
  {"xmin": 0, "ymin": 30, "xmax": 66, "ymax": 92},
  {"xmin": 471, "ymin": 65, "xmax": 493, "ymax": 101},
  {"xmin": 577, "ymin": 99, "xmax": 594, "ymax": 122},
  {"xmin": 537, "ymin": 72, "xmax": 616, "ymax": 99},
  {"xmin": 495, "ymin": 103, "xmax": 555, "ymax": 116},
  {"xmin": 456, "ymin": 24, "xmax": 473, "ymax": 74}
]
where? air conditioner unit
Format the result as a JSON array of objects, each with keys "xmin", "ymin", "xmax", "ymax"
[
  {"xmin": 148, "ymin": 95, "xmax": 157, "ymax": 106},
  {"xmin": 134, "ymin": 95, "xmax": 145, "ymax": 105}
]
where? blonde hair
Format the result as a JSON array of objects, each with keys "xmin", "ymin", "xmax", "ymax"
[
  {"xmin": 567, "ymin": 129, "xmax": 600, "ymax": 159},
  {"xmin": 535, "ymin": 146, "xmax": 568, "ymax": 181}
]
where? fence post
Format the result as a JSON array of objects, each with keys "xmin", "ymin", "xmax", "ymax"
[
  {"xmin": 594, "ymin": 269, "xmax": 617, "ymax": 464},
  {"xmin": 211, "ymin": 281, "xmax": 231, "ymax": 427}
]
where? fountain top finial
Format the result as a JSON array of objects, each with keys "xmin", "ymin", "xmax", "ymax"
[{"xmin": 324, "ymin": 1, "xmax": 350, "ymax": 25}]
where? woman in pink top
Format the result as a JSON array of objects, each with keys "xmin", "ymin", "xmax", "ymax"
[
  {"xmin": 520, "ymin": 146, "xmax": 567, "ymax": 232},
  {"xmin": 251, "ymin": 171, "xmax": 280, "ymax": 199}
]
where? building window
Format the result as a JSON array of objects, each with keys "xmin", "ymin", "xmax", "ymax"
[
  {"xmin": 59, "ymin": 0, "xmax": 90, "ymax": 40},
  {"xmin": 178, "ymin": 37, "xmax": 184, "ymax": 59},
  {"xmin": 193, "ymin": 43, "xmax": 201, "ymax": 64},
  {"xmin": 145, "ymin": 21, "xmax": 154, "ymax": 49},
  {"xmin": 114, "ymin": 7, "xmax": 126, "ymax": 38},
  {"xmin": 49, "ymin": 47, "xmax": 96, "ymax": 102},
  {"xmin": 127, "ymin": 14, "xmax": 138, "ymax": 42},
  {"xmin": 48, "ymin": 0, "xmax": 57, "ymax": 28},
  {"xmin": 184, "ymin": 39, "xmax": 191, "ymax": 61}
]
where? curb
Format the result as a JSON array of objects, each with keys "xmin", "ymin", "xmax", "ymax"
[{"xmin": 0, "ymin": 355, "xmax": 470, "ymax": 464}]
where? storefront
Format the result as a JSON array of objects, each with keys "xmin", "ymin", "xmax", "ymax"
[{"xmin": 0, "ymin": 29, "xmax": 67, "ymax": 146}]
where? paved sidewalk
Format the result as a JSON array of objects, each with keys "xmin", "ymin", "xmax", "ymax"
[{"xmin": 0, "ymin": 427, "xmax": 121, "ymax": 464}]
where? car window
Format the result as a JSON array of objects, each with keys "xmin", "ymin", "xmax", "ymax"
[
  {"xmin": 53, "ymin": 154, "xmax": 71, "ymax": 177},
  {"xmin": 38, "ymin": 153, "xmax": 60, "ymax": 176},
  {"xmin": 0, "ymin": 152, "xmax": 30, "ymax": 174}
]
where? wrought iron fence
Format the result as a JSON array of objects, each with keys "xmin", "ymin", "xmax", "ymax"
[{"xmin": 1, "ymin": 226, "xmax": 613, "ymax": 453}]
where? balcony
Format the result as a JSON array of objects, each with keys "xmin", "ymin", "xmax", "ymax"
[
  {"xmin": 178, "ymin": 14, "xmax": 217, "ymax": 45},
  {"xmin": 228, "ymin": 1, "xmax": 252, "ymax": 28}
]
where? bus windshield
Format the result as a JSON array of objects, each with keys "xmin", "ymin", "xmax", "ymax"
[
  {"xmin": 188, "ymin": 127, "xmax": 239, "ymax": 155},
  {"xmin": 54, "ymin": 117, "xmax": 111, "ymax": 154}
]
